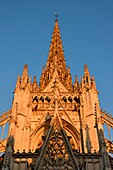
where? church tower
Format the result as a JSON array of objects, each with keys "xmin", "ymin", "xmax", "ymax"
[{"xmin": 1, "ymin": 18, "xmax": 113, "ymax": 170}]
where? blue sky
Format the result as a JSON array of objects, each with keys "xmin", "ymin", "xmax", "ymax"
[{"xmin": 0, "ymin": 0, "xmax": 113, "ymax": 119}]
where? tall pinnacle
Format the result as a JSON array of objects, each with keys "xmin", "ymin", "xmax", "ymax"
[{"xmin": 40, "ymin": 19, "xmax": 72, "ymax": 90}]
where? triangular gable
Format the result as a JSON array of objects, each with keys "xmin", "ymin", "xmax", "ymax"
[
  {"xmin": 33, "ymin": 100, "xmax": 79, "ymax": 170},
  {"xmin": 35, "ymin": 128, "xmax": 78, "ymax": 169},
  {"xmin": 42, "ymin": 71, "xmax": 68, "ymax": 93}
]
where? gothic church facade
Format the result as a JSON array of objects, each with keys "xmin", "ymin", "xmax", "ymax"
[{"xmin": 1, "ymin": 19, "xmax": 113, "ymax": 170}]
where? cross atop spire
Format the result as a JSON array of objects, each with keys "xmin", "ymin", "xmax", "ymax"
[{"xmin": 54, "ymin": 12, "xmax": 59, "ymax": 20}]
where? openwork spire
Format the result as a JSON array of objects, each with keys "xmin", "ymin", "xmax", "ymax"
[
  {"xmin": 40, "ymin": 19, "xmax": 72, "ymax": 90},
  {"xmin": 46, "ymin": 19, "xmax": 66, "ymax": 71}
]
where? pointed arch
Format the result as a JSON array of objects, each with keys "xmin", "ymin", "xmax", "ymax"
[{"xmin": 33, "ymin": 125, "xmax": 79, "ymax": 170}]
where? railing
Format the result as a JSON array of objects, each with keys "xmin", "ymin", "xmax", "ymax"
[{"xmin": 3, "ymin": 150, "xmax": 103, "ymax": 170}]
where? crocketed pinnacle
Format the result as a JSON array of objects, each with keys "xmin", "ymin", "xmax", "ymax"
[
  {"xmin": 15, "ymin": 64, "xmax": 31, "ymax": 92},
  {"xmin": 40, "ymin": 19, "xmax": 72, "ymax": 90}
]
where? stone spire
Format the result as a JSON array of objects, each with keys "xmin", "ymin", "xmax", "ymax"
[
  {"xmin": 21, "ymin": 64, "xmax": 29, "ymax": 85},
  {"xmin": 40, "ymin": 19, "xmax": 72, "ymax": 90},
  {"xmin": 91, "ymin": 75, "xmax": 97, "ymax": 90},
  {"xmin": 74, "ymin": 75, "xmax": 79, "ymax": 92},
  {"xmin": 32, "ymin": 76, "xmax": 38, "ymax": 92},
  {"xmin": 15, "ymin": 75, "xmax": 21, "ymax": 89},
  {"xmin": 84, "ymin": 64, "xmax": 90, "ymax": 85},
  {"xmin": 81, "ymin": 64, "xmax": 91, "ymax": 89},
  {"xmin": 15, "ymin": 64, "xmax": 31, "ymax": 91},
  {"xmin": 46, "ymin": 18, "xmax": 66, "ymax": 73}
]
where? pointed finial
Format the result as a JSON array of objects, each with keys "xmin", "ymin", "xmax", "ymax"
[
  {"xmin": 74, "ymin": 75, "xmax": 79, "ymax": 86},
  {"xmin": 33, "ymin": 76, "xmax": 37, "ymax": 83},
  {"xmin": 16, "ymin": 75, "xmax": 21, "ymax": 88},
  {"xmin": 33, "ymin": 76, "xmax": 38, "ymax": 92},
  {"xmin": 75, "ymin": 75, "xmax": 79, "ymax": 83},
  {"xmin": 84, "ymin": 64, "xmax": 89, "ymax": 74},
  {"xmin": 21, "ymin": 64, "xmax": 28, "ymax": 84},
  {"xmin": 91, "ymin": 75, "xmax": 97, "ymax": 90},
  {"xmin": 84, "ymin": 64, "xmax": 90, "ymax": 85},
  {"xmin": 54, "ymin": 12, "xmax": 59, "ymax": 21}
]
